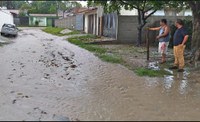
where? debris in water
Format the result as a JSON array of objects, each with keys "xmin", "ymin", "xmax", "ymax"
[
  {"xmin": 70, "ymin": 65, "xmax": 77, "ymax": 68},
  {"xmin": 17, "ymin": 93, "xmax": 23, "ymax": 95},
  {"xmin": 10, "ymin": 91, "xmax": 15, "ymax": 93},
  {"xmin": 12, "ymin": 99, "xmax": 17, "ymax": 104}
]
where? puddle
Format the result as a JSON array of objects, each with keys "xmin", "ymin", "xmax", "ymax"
[
  {"xmin": 1, "ymin": 28, "xmax": 200, "ymax": 120},
  {"xmin": 145, "ymin": 61, "xmax": 197, "ymax": 96}
]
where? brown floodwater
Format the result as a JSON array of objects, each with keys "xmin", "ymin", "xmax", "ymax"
[{"xmin": 0, "ymin": 27, "xmax": 200, "ymax": 121}]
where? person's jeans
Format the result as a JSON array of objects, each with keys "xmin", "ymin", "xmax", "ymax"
[{"xmin": 173, "ymin": 45, "xmax": 186, "ymax": 69}]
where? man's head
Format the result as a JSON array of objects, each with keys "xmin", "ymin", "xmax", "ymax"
[
  {"xmin": 175, "ymin": 19, "xmax": 184, "ymax": 28},
  {"xmin": 160, "ymin": 19, "xmax": 167, "ymax": 26}
]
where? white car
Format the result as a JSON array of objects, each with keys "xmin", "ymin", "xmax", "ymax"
[{"xmin": 1, "ymin": 24, "xmax": 18, "ymax": 37}]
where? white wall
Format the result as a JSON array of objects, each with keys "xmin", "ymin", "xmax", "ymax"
[
  {"xmin": 0, "ymin": 9, "xmax": 14, "ymax": 31},
  {"xmin": 120, "ymin": 7, "xmax": 137, "ymax": 15},
  {"xmin": 84, "ymin": 15, "xmax": 88, "ymax": 33}
]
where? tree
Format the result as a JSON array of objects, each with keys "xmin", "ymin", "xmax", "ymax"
[
  {"xmin": 187, "ymin": 1, "xmax": 200, "ymax": 62},
  {"xmin": 59, "ymin": 1, "xmax": 82, "ymax": 17},
  {"xmin": 19, "ymin": 2, "xmax": 31, "ymax": 16},
  {"xmin": 0, "ymin": 1, "xmax": 28, "ymax": 9},
  {"xmin": 88, "ymin": 0, "xmax": 166, "ymax": 46}
]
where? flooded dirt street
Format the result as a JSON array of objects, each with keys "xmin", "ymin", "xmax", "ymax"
[{"xmin": 0, "ymin": 27, "xmax": 200, "ymax": 121}]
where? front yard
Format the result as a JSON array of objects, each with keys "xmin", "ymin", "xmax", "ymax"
[{"xmin": 43, "ymin": 27, "xmax": 176, "ymax": 77}]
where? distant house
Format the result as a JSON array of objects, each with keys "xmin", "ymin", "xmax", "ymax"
[
  {"xmin": 58, "ymin": 7, "xmax": 88, "ymax": 18},
  {"xmin": 77, "ymin": 6, "xmax": 103, "ymax": 35},
  {"xmin": 29, "ymin": 14, "xmax": 61, "ymax": 27}
]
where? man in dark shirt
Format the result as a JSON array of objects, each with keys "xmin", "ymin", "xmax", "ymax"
[{"xmin": 169, "ymin": 19, "xmax": 189, "ymax": 72}]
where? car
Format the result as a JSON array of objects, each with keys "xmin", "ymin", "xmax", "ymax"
[{"xmin": 1, "ymin": 24, "xmax": 18, "ymax": 37}]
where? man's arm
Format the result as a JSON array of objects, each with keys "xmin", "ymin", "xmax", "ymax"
[
  {"xmin": 181, "ymin": 35, "xmax": 189, "ymax": 46},
  {"xmin": 148, "ymin": 26, "xmax": 161, "ymax": 31}
]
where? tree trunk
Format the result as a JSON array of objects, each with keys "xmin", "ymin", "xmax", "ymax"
[
  {"xmin": 137, "ymin": 10, "xmax": 147, "ymax": 46},
  {"xmin": 137, "ymin": 10, "xmax": 142, "ymax": 46},
  {"xmin": 191, "ymin": 12, "xmax": 200, "ymax": 63}
]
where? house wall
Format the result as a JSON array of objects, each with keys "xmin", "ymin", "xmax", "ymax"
[
  {"xmin": 54, "ymin": 16, "xmax": 76, "ymax": 29},
  {"xmin": 29, "ymin": 17, "xmax": 47, "ymax": 26},
  {"xmin": 117, "ymin": 16, "xmax": 138, "ymax": 43},
  {"xmin": 116, "ymin": 15, "xmax": 192, "ymax": 44},
  {"xmin": 84, "ymin": 11, "xmax": 98, "ymax": 35},
  {"xmin": 0, "ymin": 9, "xmax": 14, "ymax": 31},
  {"xmin": 14, "ymin": 17, "xmax": 29, "ymax": 26},
  {"xmin": 84, "ymin": 15, "xmax": 88, "ymax": 33},
  {"xmin": 75, "ymin": 14, "xmax": 84, "ymax": 31}
]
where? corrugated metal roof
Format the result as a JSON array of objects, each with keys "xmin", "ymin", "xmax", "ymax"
[{"xmin": 77, "ymin": 7, "xmax": 97, "ymax": 14}]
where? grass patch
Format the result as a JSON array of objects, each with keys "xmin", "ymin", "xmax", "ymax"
[
  {"xmin": 43, "ymin": 27, "xmax": 65, "ymax": 36},
  {"xmin": 68, "ymin": 36, "xmax": 106, "ymax": 54},
  {"xmin": 98, "ymin": 54, "xmax": 123, "ymax": 63},
  {"xmin": 43, "ymin": 27, "xmax": 82, "ymax": 36},
  {"xmin": 68, "ymin": 35, "xmax": 123, "ymax": 63},
  {"xmin": 135, "ymin": 68, "xmax": 172, "ymax": 77},
  {"xmin": 65, "ymin": 30, "xmax": 81, "ymax": 35}
]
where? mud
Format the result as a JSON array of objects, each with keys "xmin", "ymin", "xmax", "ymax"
[{"xmin": 0, "ymin": 27, "xmax": 200, "ymax": 121}]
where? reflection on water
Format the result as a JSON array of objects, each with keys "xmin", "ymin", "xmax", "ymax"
[
  {"xmin": 146, "ymin": 61, "xmax": 192, "ymax": 95},
  {"xmin": 179, "ymin": 80, "xmax": 188, "ymax": 95},
  {"xmin": 148, "ymin": 61, "xmax": 160, "ymax": 70},
  {"xmin": 163, "ymin": 75, "xmax": 174, "ymax": 90}
]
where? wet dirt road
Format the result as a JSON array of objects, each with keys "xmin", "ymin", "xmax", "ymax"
[{"xmin": 0, "ymin": 27, "xmax": 200, "ymax": 121}]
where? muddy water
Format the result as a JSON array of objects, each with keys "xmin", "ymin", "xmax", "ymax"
[{"xmin": 0, "ymin": 28, "xmax": 200, "ymax": 121}]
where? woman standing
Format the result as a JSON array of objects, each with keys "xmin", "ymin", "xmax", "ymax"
[{"xmin": 148, "ymin": 19, "xmax": 171, "ymax": 64}]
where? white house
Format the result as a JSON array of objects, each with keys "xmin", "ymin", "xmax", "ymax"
[
  {"xmin": 0, "ymin": 7, "xmax": 14, "ymax": 31},
  {"xmin": 78, "ymin": 6, "xmax": 103, "ymax": 36}
]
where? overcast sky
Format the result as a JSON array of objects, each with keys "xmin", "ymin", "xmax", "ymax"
[{"xmin": 77, "ymin": 1, "xmax": 87, "ymax": 7}]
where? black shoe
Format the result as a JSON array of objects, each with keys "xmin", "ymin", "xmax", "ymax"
[
  {"xmin": 169, "ymin": 66, "xmax": 178, "ymax": 70},
  {"xmin": 178, "ymin": 69, "xmax": 184, "ymax": 72}
]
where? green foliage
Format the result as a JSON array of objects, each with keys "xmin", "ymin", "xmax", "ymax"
[
  {"xmin": 135, "ymin": 68, "xmax": 172, "ymax": 77},
  {"xmin": 19, "ymin": 11, "xmax": 26, "ymax": 17},
  {"xmin": 35, "ymin": 20, "xmax": 39, "ymax": 26},
  {"xmin": 1, "ymin": 1, "xmax": 31, "ymax": 9},
  {"xmin": 88, "ymin": 0, "xmax": 166, "ymax": 14},
  {"xmin": 29, "ymin": 1, "xmax": 82, "ymax": 14},
  {"xmin": 29, "ymin": 1, "xmax": 57, "ymax": 14}
]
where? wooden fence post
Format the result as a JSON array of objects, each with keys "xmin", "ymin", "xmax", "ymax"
[{"xmin": 146, "ymin": 28, "xmax": 150, "ymax": 61}]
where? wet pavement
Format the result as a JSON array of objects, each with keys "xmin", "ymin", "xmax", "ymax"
[{"xmin": 0, "ymin": 27, "xmax": 200, "ymax": 121}]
